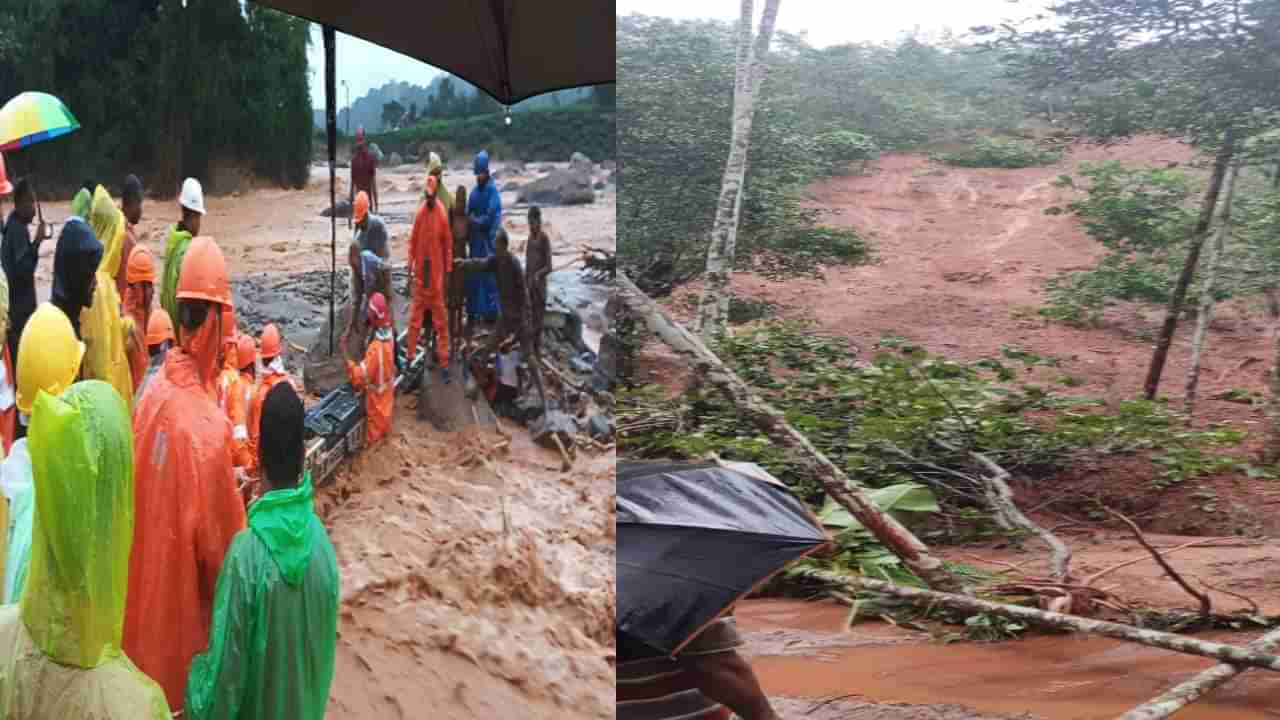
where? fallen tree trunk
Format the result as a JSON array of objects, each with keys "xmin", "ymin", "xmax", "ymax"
[
  {"xmin": 797, "ymin": 568, "xmax": 1280, "ymax": 672},
  {"xmin": 617, "ymin": 272, "xmax": 968, "ymax": 593},
  {"xmin": 1118, "ymin": 626, "xmax": 1280, "ymax": 720}
]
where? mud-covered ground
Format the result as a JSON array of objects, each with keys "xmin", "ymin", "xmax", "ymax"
[
  {"xmin": 631, "ymin": 136, "xmax": 1280, "ymax": 718},
  {"xmin": 32, "ymin": 160, "xmax": 616, "ymax": 718}
]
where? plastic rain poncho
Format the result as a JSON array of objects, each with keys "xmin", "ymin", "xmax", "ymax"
[
  {"xmin": 0, "ymin": 381, "xmax": 171, "ymax": 719},
  {"xmin": 69, "ymin": 188, "xmax": 92, "ymax": 220},
  {"xmin": 0, "ymin": 438, "xmax": 32, "ymax": 604},
  {"xmin": 126, "ymin": 344, "xmax": 247, "ymax": 709},
  {"xmin": 160, "ymin": 224, "xmax": 194, "ymax": 326},
  {"xmin": 82, "ymin": 186, "xmax": 135, "ymax": 409},
  {"xmin": 185, "ymin": 473, "xmax": 339, "ymax": 720},
  {"xmin": 466, "ymin": 173, "xmax": 501, "ymax": 320}
]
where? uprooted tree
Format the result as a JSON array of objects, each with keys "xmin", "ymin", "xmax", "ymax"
[{"xmin": 618, "ymin": 274, "xmax": 1280, "ymax": 716}]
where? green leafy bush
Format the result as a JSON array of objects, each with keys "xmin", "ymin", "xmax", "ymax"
[{"xmin": 934, "ymin": 138, "xmax": 1062, "ymax": 168}]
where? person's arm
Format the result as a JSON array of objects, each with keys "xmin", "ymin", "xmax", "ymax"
[
  {"xmin": 454, "ymin": 255, "xmax": 496, "ymax": 273},
  {"xmin": 183, "ymin": 535, "xmax": 252, "ymax": 720},
  {"xmin": 684, "ymin": 650, "xmax": 781, "ymax": 720}
]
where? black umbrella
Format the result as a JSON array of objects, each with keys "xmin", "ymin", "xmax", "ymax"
[
  {"xmin": 617, "ymin": 461, "xmax": 827, "ymax": 657},
  {"xmin": 254, "ymin": 1, "xmax": 615, "ymax": 105}
]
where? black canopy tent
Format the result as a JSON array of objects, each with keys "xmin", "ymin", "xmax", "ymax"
[{"xmin": 254, "ymin": 0, "xmax": 617, "ymax": 353}]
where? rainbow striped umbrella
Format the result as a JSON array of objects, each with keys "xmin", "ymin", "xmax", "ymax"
[{"xmin": 0, "ymin": 92, "xmax": 80, "ymax": 152}]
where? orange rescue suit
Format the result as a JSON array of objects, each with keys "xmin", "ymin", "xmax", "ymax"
[
  {"xmin": 226, "ymin": 370, "xmax": 255, "ymax": 469},
  {"xmin": 246, "ymin": 362, "xmax": 301, "ymax": 474},
  {"xmin": 347, "ymin": 328, "xmax": 395, "ymax": 445},
  {"xmin": 405, "ymin": 199, "xmax": 453, "ymax": 367},
  {"xmin": 124, "ymin": 348, "xmax": 247, "ymax": 709}
]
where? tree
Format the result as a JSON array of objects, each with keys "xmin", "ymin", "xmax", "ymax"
[
  {"xmin": 381, "ymin": 99, "xmax": 405, "ymax": 130},
  {"xmin": 982, "ymin": 0, "xmax": 1280, "ymax": 399},
  {"xmin": 695, "ymin": 0, "xmax": 782, "ymax": 339},
  {"xmin": 408, "ymin": 102, "xmax": 418, "ymax": 125}
]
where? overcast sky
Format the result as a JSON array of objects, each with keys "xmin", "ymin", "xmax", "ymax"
[
  {"xmin": 615, "ymin": 0, "xmax": 1044, "ymax": 48},
  {"xmin": 306, "ymin": 26, "xmax": 446, "ymax": 110}
]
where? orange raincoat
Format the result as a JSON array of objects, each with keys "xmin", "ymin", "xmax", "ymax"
[
  {"xmin": 228, "ymin": 369, "xmax": 255, "ymax": 470},
  {"xmin": 247, "ymin": 359, "xmax": 302, "ymax": 475},
  {"xmin": 347, "ymin": 327, "xmax": 395, "ymax": 445},
  {"xmin": 125, "ymin": 348, "xmax": 247, "ymax": 709},
  {"xmin": 405, "ymin": 197, "xmax": 453, "ymax": 368}
]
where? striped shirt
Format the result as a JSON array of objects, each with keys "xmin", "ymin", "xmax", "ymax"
[{"xmin": 616, "ymin": 618, "xmax": 744, "ymax": 720}]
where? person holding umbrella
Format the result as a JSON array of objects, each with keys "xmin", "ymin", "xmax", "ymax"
[
  {"xmin": 2, "ymin": 178, "xmax": 48, "ymax": 367},
  {"xmin": 617, "ymin": 462, "xmax": 830, "ymax": 720}
]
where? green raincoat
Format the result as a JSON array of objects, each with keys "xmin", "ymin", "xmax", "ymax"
[
  {"xmin": 0, "ymin": 381, "xmax": 170, "ymax": 718},
  {"xmin": 160, "ymin": 224, "xmax": 194, "ymax": 326},
  {"xmin": 185, "ymin": 473, "xmax": 340, "ymax": 720}
]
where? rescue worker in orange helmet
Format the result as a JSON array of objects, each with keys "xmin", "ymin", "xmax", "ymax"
[
  {"xmin": 227, "ymin": 333, "xmax": 257, "ymax": 472},
  {"xmin": 134, "ymin": 308, "xmax": 174, "ymax": 406},
  {"xmin": 216, "ymin": 304, "xmax": 238, "ymax": 410},
  {"xmin": 342, "ymin": 292, "xmax": 395, "ymax": 446},
  {"xmin": 124, "ymin": 236, "xmax": 247, "ymax": 709},
  {"xmin": 247, "ymin": 323, "xmax": 301, "ymax": 475},
  {"xmin": 123, "ymin": 244, "xmax": 156, "ymax": 392},
  {"xmin": 405, "ymin": 174, "xmax": 454, "ymax": 379}
]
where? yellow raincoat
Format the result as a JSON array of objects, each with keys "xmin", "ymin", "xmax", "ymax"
[
  {"xmin": 0, "ymin": 381, "xmax": 170, "ymax": 718},
  {"xmin": 82, "ymin": 186, "xmax": 136, "ymax": 409}
]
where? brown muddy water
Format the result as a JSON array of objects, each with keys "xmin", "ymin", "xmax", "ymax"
[{"xmin": 739, "ymin": 599, "xmax": 1280, "ymax": 720}]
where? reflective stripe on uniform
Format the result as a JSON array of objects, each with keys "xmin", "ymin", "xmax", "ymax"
[{"xmin": 233, "ymin": 425, "xmax": 248, "ymax": 442}]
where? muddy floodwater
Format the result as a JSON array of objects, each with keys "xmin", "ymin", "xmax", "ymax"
[{"xmin": 739, "ymin": 599, "xmax": 1280, "ymax": 720}]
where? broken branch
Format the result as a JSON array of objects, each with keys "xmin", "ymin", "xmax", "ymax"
[
  {"xmin": 796, "ymin": 568, "xmax": 1280, "ymax": 672},
  {"xmin": 618, "ymin": 272, "xmax": 967, "ymax": 593},
  {"xmin": 1104, "ymin": 508, "xmax": 1211, "ymax": 616}
]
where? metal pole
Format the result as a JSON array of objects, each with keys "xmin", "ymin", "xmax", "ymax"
[{"xmin": 325, "ymin": 25, "xmax": 337, "ymax": 356}]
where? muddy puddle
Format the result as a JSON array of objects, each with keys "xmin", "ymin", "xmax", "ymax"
[{"xmin": 738, "ymin": 599, "xmax": 1280, "ymax": 719}]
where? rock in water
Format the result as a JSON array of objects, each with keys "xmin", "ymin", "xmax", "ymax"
[
  {"xmin": 516, "ymin": 168, "xmax": 595, "ymax": 206},
  {"xmin": 587, "ymin": 414, "xmax": 614, "ymax": 440},
  {"xmin": 321, "ymin": 199, "xmax": 353, "ymax": 218},
  {"xmin": 389, "ymin": 151, "xmax": 403, "ymax": 167},
  {"xmin": 501, "ymin": 181, "xmax": 523, "ymax": 192},
  {"xmin": 569, "ymin": 152, "xmax": 592, "ymax": 172},
  {"xmin": 417, "ymin": 365, "xmax": 498, "ymax": 431}
]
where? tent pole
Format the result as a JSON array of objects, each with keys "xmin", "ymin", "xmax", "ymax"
[{"xmin": 324, "ymin": 25, "xmax": 337, "ymax": 356}]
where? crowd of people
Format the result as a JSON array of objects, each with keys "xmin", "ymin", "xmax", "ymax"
[
  {"xmin": 0, "ymin": 133, "xmax": 559, "ymax": 717},
  {"xmin": 0, "ymin": 155, "xmax": 338, "ymax": 717},
  {"xmin": 343, "ymin": 130, "xmax": 555, "ymax": 431}
]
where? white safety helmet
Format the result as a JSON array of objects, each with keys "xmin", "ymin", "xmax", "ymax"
[{"xmin": 179, "ymin": 177, "xmax": 206, "ymax": 215}]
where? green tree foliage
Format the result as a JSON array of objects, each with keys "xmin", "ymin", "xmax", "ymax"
[
  {"xmin": 381, "ymin": 100, "xmax": 405, "ymax": 130},
  {"xmin": 934, "ymin": 137, "xmax": 1061, "ymax": 169},
  {"xmin": 618, "ymin": 15, "xmax": 1023, "ymax": 294},
  {"xmin": 0, "ymin": 0, "xmax": 312, "ymax": 196},
  {"xmin": 368, "ymin": 106, "xmax": 614, "ymax": 164}
]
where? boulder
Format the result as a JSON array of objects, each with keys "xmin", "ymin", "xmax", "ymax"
[
  {"xmin": 569, "ymin": 152, "xmax": 592, "ymax": 172},
  {"xmin": 593, "ymin": 180, "xmax": 606, "ymax": 190},
  {"xmin": 587, "ymin": 414, "xmax": 614, "ymax": 440},
  {"xmin": 516, "ymin": 168, "xmax": 595, "ymax": 206},
  {"xmin": 320, "ymin": 199, "xmax": 353, "ymax": 219},
  {"xmin": 501, "ymin": 181, "xmax": 524, "ymax": 192},
  {"xmin": 388, "ymin": 151, "xmax": 404, "ymax": 167}
]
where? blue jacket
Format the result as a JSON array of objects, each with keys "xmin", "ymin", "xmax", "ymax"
[{"xmin": 467, "ymin": 179, "xmax": 501, "ymax": 258}]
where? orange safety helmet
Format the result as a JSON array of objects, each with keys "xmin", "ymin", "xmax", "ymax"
[
  {"xmin": 353, "ymin": 191, "xmax": 370, "ymax": 224},
  {"xmin": 146, "ymin": 308, "xmax": 176, "ymax": 347},
  {"xmin": 176, "ymin": 236, "xmax": 232, "ymax": 307},
  {"xmin": 367, "ymin": 291, "xmax": 390, "ymax": 328},
  {"xmin": 236, "ymin": 333, "xmax": 257, "ymax": 370},
  {"xmin": 260, "ymin": 323, "xmax": 282, "ymax": 360},
  {"xmin": 0, "ymin": 152, "xmax": 11, "ymax": 196},
  {"xmin": 126, "ymin": 244, "xmax": 157, "ymax": 285}
]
